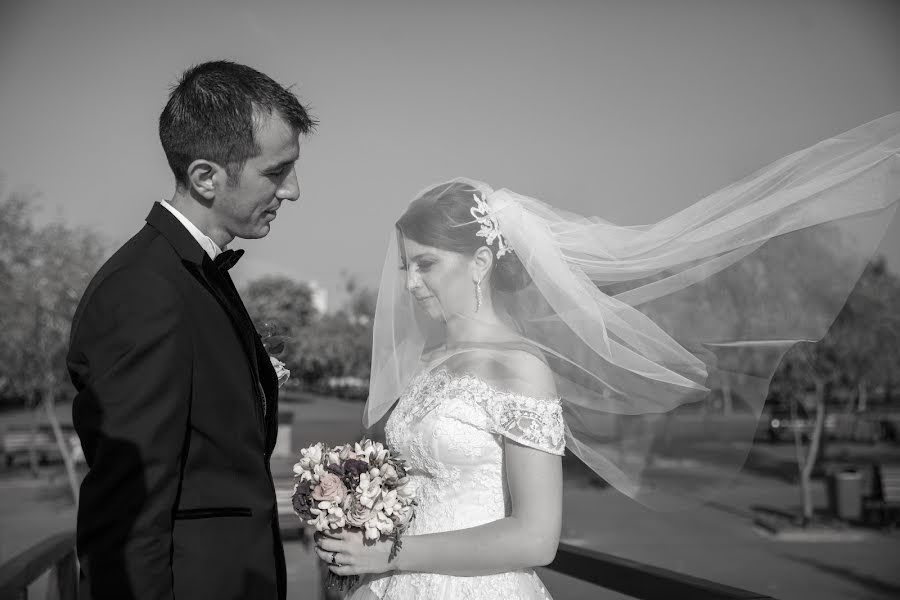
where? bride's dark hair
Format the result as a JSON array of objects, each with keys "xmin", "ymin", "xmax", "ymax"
[{"xmin": 396, "ymin": 181, "xmax": 531, "ymax": 293}]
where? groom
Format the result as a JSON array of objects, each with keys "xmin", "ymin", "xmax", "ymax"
[{"xmin": 67, "ymin": 61, "xmax": 315, "ymax": 599}]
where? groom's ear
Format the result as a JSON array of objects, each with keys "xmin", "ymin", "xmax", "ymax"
[{"xmin": 186, "ymin": 159, "xmax": 223, "ymax": 200}]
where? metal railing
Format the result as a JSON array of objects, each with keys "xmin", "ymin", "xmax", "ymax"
[
  {"xmin": 0, "ymin": 528, "xmax": 776, "ymax": 600},
  {"xmin": 0, "ymin": 531, "xmax": 77, "ymax": 600},
  {"xmin": 545, "ymin": 542, "xmax": 775, "ymax": 599}
]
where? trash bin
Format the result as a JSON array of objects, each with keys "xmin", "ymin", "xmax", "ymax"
[{"xmin": 828, "ymin": 468, "xmax": 863, "ymax": 521}]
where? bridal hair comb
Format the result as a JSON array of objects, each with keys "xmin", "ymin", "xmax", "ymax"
[{"xmin": 470, "ymin": 192, "xmax": 513, "ymax": 258}]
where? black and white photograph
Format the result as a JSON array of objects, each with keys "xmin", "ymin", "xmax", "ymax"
[{"xmin": 1, "ymin": 1, "xmax": 899, "ymax": 599}]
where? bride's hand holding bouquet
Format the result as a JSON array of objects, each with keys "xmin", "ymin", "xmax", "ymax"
[{"xmin": 292, "ymin": 438, "xmax": 415, "ymax": 589}]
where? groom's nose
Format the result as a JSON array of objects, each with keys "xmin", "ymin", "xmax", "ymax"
[{"xmin": 277, "ymin": 168, "xmax": 300, "ymax": 202}]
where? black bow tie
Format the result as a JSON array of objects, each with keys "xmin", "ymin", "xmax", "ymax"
[{"xmin": 213, "ymin": 249, "xmax": 244, "ymax": 271}]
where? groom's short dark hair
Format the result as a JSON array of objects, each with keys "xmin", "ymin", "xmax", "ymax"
[{"xmin": 159, "ymin": 60, "xmax": 316, "ymax": 188}]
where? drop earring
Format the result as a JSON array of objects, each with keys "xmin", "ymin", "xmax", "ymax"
[{"xmin": 474, "ymin": 278, "xmax": 483, "ymax": 313}]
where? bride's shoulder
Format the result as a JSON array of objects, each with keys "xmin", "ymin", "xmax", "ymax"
[
  {"xmin": 440, "ymin": 348, "xmax": 565, "ymax": 454},
  {"xmin": 442, "ymin": 346, "xmax": 557, "ymax": 399}
]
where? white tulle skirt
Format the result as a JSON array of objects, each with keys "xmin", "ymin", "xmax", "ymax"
[{"xmin": 346, "ymin": 568, "xmax": 553, "ymax": 600}]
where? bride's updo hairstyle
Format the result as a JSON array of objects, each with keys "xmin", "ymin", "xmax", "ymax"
[{"xmin": 397, "ymin": 181, "xmax": 532, "ymax": 294}]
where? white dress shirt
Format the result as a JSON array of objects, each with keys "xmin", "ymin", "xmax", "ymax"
[{"xmin": 159, "ymin": 200, "xmax": 224, "ymax": 260}]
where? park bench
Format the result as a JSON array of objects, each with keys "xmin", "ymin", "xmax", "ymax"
[
  {"xmin": 863, "ymin": 463, "xmax": 900, "ymax": 527},
  {"xmin": 1, "ymin": 425, "xmax": 57, "ymax": 468},
  {"xmin": 0, "ymin": 424, "xmax": 81, "ymax": 468}
]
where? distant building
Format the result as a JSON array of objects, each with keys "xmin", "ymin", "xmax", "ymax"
[{"xmin": 306, "ymin": 280, "xmax": 328, "ymax": 315}]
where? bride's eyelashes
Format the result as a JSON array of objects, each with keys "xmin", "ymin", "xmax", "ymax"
[{"xmin": 398, "ymin": 259, "xmax": 436, "ymax": 272}]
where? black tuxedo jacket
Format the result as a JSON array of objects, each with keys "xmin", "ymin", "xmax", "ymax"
[{"xmin": 67, "ymin": 203, "xmax": 286, "ymax": 600}]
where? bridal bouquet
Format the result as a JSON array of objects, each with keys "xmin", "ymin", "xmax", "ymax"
[{"xmin": 291, "ymin": 438, "xmax": 416, "ymax": 590}]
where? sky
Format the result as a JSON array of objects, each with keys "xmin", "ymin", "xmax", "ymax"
[{"xmin": 1, "ymin": 0, "xmax": 899, "ymax": 311}]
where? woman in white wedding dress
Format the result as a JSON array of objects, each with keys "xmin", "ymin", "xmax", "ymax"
[
  {"xmin": 319, "ymin": 180, "xmax": 566, "ymax": 600},
  {"xmin": 316, "ymin": 113, "xmax": 900, "ymax": 600}
]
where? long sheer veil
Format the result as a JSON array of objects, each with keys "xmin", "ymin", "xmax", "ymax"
[{"xmin": 366, "ymin": 112, "xmax": 900, "ymax": 509}]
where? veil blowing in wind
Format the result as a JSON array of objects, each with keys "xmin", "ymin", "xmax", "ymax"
[{"xmin": 366, "ymin": 111, "xmax": 900, "ymax": 509}]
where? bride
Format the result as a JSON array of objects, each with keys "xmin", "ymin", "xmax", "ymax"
[
  {"xmin": 317, "ymin": 179, "xmax": 565, "ymax": 599},
  {"xmin": 314, "ymin": 112, "xmax": 900, "ymax": 599}
]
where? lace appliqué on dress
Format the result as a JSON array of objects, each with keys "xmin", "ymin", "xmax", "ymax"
[
  {"xmin": 439, "ymin": 371, "xmax": 566, "ymax": 455},
  {"xmin": 352, "ymin": 368, "xmax": 562, "ymax": 600}
]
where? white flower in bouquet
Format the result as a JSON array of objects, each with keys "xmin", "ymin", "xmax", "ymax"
[
  {"xmin": 395, "ymin": 477, "xmax": 415, "ymax": 500},
  {"xmin": 375, "ymin": 489, "xmax": 400, "ymax": 518},
  {"xmin": 294, "ymin": 443, "xmax": 324, "ymax": 477},
  {"xmin": 391, "ymin": 503, "xmax": 413, "ymax": 527},
  {"xmin": 364, "ymin": 510, "xmax": 395, "ymax": 541},
  {"xmin": 356, "ymin": 472, "xmax": 383, "ymax": 509},
  {"xmin": 325, "ymin": 448, "xmax": 343, "ymax": 467},
  {"xmin": 380, "ymin": 463, "xmax": 399, "ymax": 486},
  {"xmin": 338, "ymin": 444, "xmax": 358, "ymax": 461},
  {"xmin": 303, "ymin": 442, "xmax": 324, "ymax": 463},
  {"xmin": 311, "ymin": 500, "xmax": 346, "ymax": 531},
  {"xmin": 355, "ymin": 439, "xmax": 389, "ymax": 466}
]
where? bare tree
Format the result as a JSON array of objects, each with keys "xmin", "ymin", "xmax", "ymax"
[
  {"xmin": 0, "ymin": 189, "xmax": 42, "ymax": 474},
  {"xmin": 0, "ymin": 187, "xmax": 106, "ymax": 504},
  {"xmin": 771, "ymin": 256, "xmax": 900, "ymax": 522}
]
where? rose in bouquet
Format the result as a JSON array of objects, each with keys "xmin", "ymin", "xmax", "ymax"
[{"xmin": 292, "ymin": 438, "xmax": 415, "ymax": 590}]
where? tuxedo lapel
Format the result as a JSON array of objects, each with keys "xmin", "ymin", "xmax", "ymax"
[
  {"xmin": 146, "ymin": 203, "xmax": 268, "ymax": 441},
  {"xmin": 247, "ymin": 301, "xmax": 280, "ymax": 452},
  {"xmin": 191, "ymin": 259, "xmax": 269, "ymax": 438},
  {"xmin": 217, "ymin": 268, "xmax": 281, "ymax": 447}
]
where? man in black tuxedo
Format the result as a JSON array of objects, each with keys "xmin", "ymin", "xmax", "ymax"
[{"xmin": 67, "ymin": 61, "xmax": 315, "ymax": 600}]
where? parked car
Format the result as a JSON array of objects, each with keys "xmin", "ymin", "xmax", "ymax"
[{"xmin": 1, "ymin": 424, "xmax": 82, "ymax": 467}]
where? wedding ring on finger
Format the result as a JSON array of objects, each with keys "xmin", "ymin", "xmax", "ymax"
[{"xmin": 330, "ymin": 551, "xmax": 343, "ymax": 567}]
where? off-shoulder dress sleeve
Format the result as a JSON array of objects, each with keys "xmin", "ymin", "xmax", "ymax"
[{"xmin": 486, "ymin": 391, "xmax": 566, "ymax": 455}]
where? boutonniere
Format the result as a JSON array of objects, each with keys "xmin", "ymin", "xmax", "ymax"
[
  {"xmin": 270, "ymin": 356, "xmax": 291, "ymax": 388},
  {"xmin": 259, "ymin": 321, "xmax": 291, "ymax": 388}
]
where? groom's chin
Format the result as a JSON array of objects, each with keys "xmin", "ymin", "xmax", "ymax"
[{"xmin": 242, "ymin": 224, "xmax": 272, "ymax": 240}]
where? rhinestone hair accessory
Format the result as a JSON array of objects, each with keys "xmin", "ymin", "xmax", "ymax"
[{"xmin": 470, "ymin": 192, "xmax": 513, "ymax": 258}]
